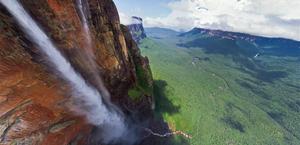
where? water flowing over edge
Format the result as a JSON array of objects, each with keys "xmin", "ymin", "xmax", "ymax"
[
  {"xmin": 76, "ymin": 0, "xmax": 113, "ymax": 104},
  {"xmin": 0, "ymin": 0, "xmax": 126, "ymax": 143}
]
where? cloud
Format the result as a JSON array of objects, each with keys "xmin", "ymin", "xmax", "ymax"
[
  {"xmin": 119, "ymin": 12, "xmax": 132, "ymax": 25},
  {"xmin": 139, "ymin": 0, "xmax": 300, "ymax": 40}
]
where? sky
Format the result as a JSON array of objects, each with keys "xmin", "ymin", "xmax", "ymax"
[{"xmin": 114, "ymin": 0, "xmax": 300, "ymax": 41}]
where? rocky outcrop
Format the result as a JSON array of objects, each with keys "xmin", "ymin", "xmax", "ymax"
[
  {"xmin": 127, "ymin": 16, "xmax": 147, "ymax": 43},
  {"xmin": 0, "ymin": 0, "xmax": 153, "ymax": 144}
]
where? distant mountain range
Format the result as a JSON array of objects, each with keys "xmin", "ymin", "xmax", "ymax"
[
  {"xmin": 144, "ymin": 27, "xmax": 300, "ymax": 57},
  {"xmin": 145, "ymin": 27, "xmax": 179, "ymax": 38},
  {"xmin": 125, "ymin": 14, "xmax": 300, "ymax": 57},
  {"xmin": 181, "ymin": 28, "xmax": 300, "ymax": 46}
]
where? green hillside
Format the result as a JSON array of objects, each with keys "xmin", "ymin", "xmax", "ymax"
[{"xmin": 139, "ymin": 33, "xmax": 300, "ymax": 145}]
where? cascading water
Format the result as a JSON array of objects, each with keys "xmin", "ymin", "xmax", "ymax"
[
  {"xmin": 77, "ymin": 0, "xmax": 92, "ymax": 49},
  {"xmin": 72, "ymin": 0, "xmax": 119, "ymax": 110},
  {"xmin": 0, "ymin": 0, "xmax": 126, "ymax": 143},
  {"xmin": 75, "ymin": 0, "xmax": 112, "ymax": 103}
]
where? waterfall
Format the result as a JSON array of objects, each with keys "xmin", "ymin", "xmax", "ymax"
[
  {"xmin": 75, "ymin": 0, "xmax": 112, "ymax": 105},
  {"xmin": 77, "ymin": 0, "xmax": 92, "ymax": 49},
  {"xmin": 0, "ymin": 0, "xmax": 126, "ymax": 143}
]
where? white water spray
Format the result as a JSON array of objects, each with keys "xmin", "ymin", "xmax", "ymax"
[
  {"xmin": 77, "ymin": 0, "xmax": 92, "ymax": 49},
  {"xmin": 75, "ymin": 0, "xmax": 111, "ymax": 103},
  {"xmin": 0, "ymin": 0, "xmax": 126, "ymax": 143}
]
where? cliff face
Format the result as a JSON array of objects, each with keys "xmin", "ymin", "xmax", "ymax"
[
  {"xmin": 127, "ymin": 16, "xmax": 147, "ymax": 43},
  {"xmin": 0, "ymin": 0, "xmax": 153, "ymax": 144}
]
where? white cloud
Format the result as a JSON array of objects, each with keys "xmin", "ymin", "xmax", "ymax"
[
  {"xmin": 141, "ymin": 0, "xmax": 300, "ymax": 40},
  {"xmin": 119, "ymin": 12, "xmax": 132, "ymax": 25}
]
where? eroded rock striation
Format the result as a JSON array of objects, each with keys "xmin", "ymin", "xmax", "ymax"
[{"xmin": 0, "ymin": 0, "xmax": 153, "ymax": 144}]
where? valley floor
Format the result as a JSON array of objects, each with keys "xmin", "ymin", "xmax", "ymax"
[{"xmin": 139, "ymin": 36, "xmax": 300, "ymax": 145}]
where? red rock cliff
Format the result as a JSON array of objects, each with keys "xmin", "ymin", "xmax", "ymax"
[{"xmin": 0, "ymin": 0, "xmax": 153, "ymax": 144}]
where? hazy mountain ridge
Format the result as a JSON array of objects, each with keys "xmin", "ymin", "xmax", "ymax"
[
  {"xmin": 145, "ymin": 27, "xmax": 179, "ymax": 39},
  {"xmin": 177, "ymin": 28, "xmax": 300, "ymax": 57}
]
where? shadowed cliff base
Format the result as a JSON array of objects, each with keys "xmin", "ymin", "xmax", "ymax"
[
  {"xmin": 85, "ymin": 80, "xmax": 186, "ymax": 145},
  {"xmin": 139, "ymin": 80, "xmax": 189, "ymax": 145}
]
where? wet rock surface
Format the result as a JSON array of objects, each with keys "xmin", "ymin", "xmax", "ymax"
[{"xmin": 0, "ymin": 0, "xmax": 153, "ymax": 144}]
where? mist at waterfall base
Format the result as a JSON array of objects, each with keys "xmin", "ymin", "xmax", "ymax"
[{"xmin": 0, "ymin": 0, "xmax": 142, "ymax": 144}]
